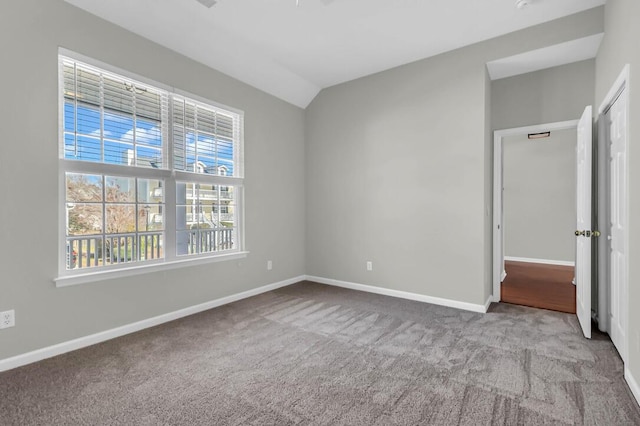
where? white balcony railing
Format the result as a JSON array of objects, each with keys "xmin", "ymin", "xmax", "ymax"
[{"xmin": 67, "ymin": 227, "xmax": 234, "ymax": 270}]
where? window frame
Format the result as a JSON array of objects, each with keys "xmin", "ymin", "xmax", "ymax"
[{"xmin": 56, "ymin": 49, "xmax": 246, "ymax": 287}]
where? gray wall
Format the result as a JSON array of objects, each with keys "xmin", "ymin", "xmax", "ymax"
[
  {"xmin": 492, "ymin": 59, "xmax": 596, "ymax": 131},
  {"xmin": 305, "ymin": 8, "xmax": 603, "ymax": 307},
  {"xmin": 0, "ymin": 0, "xmax": 306, "ymax": 360},
  {"xmin": 503, "ymin": 129, "xmax": 576, "ymax": 262},
  {"xmin": 594, "ymin": 0, "xmax": 640, "ymax": 393},
  {"xmin": 305, "ymin": 54, "xmax": 487, "ymax": 305}
]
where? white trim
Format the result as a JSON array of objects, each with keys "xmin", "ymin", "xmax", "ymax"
[
  {"xmin": 55, "ymin": 251, "xmax": 249, "ymax": 288},
  {"xmin": 493, "ymin": 120, "xmax": 579, "ymax": 138},
  {"xmin": 598, "ymin": 65, "xmax": 630, "ymax": 114},
  {"xmin": 493, "ymin": 119, "xmax": 579, "ymax": 303},
  {"xmin": 306, "ymin": 276, "xmax": 491, "ymax": 314},
  {"xmin": 624, "ymin": 367, "xmax": 640, "ymax": 407},
  {"xmin": 483, "ymin": 294, "xmax": 494, "ymax": 312},
  {"xmin": 504, "ymin": 256, "xmax": 575, "ymax": 267},
  {"xmin": 597, "ymin": 64, "xmax": 631, "ymax": 364},
  {"xmin": 0, "ymin": 275, "xmax": 305, "ymax": 373},
  {"xmin": 493, "ymin": 128, "xmax": 504, "ymax": 302},
  {"xmin": 0, "ymin": 274, "xmax": 497, "ymax": 373}
]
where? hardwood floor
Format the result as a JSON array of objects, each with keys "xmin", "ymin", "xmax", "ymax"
[{"xmin": 501, "ymin": 260, "xmax": 576, "ymax": 314}]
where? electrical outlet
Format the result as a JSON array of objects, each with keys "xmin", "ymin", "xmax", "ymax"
[
  {"xmin": 366, "ymin": 261, "xmax": 373, "ymax": 271},
  {"xmin": 267, "ymin": 260, "xmax": 273, "ymax": 271},
  {"xmin": 0, "ymin": 310, "xmax": 15, "ymax": 329}
]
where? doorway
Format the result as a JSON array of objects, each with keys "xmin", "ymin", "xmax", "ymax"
[
  {"xmin": 501, "ymin": 260, "xmax": 575, "ymax": 313},
  {"xmin": 494, "ymin": 124, "xmax": 578, "ymax": 313}
]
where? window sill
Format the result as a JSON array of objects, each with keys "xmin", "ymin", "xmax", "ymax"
[{"xmin": 54, "ymin": 251, "xmax": 249, "ymax": 288}]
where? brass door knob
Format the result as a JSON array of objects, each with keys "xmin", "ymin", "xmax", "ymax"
[{"xmin": 575, "ymin": 230, "xmax": 601, "ymax": 237}]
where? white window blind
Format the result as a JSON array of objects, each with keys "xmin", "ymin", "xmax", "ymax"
[
  {"xmin": 172, "ymin": 97, "xmax": 243, "ymax": 177},
  {"xmin": 61, "ymin": 59, "xmax": 169, "ymax": 168}
]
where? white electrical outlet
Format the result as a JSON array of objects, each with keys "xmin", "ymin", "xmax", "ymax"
[
  {"xmin": 0, "ymin": 310, "xmax": 15, "ymax": 329},
  {"xmin": 267, "ymin": 260, "xmax": 273, "ymax": 271},
  {"xmin": 366, "ymin": 261, "xmax": 373, "ymax": 271}
]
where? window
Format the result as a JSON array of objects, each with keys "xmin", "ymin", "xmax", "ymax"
[
  {"xmin": 176, "ymin": 183, "xmax": 235, "ymax": 255},
  {"xmin": 59, "ymin": 53, "xmax": 244, "ymax": 281},
  {"xmin": 65, "ymin": 175, "xmax": 165, "ymax": 268}
]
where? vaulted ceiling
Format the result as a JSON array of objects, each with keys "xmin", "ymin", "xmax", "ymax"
[{"xmin": 64, "ymin": 0, "xmax": 605, "ymax": 108}]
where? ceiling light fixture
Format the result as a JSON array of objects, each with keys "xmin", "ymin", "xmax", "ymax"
[
  {"xmin": 515, "ymin": 0, "xmax": 529, "ymax": 9},
  {"xmin": 296, "ymin": 0, "xmax": 334, "ymax": 6},
  {"xmin": 196, "ymin": 0, "xmax": 217, "ymax": 8}
]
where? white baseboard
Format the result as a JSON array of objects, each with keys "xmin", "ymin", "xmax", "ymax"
[
  {"xmin": 625, "ymin": 367, "xmax": 640, "ymax": 407},
  {"xmin": 483, "ymin": 294, "xmax": 494, "ymax": 312},
  {"xmin": 305, "ymin": 275, "xmax": 491, "ymax": 314},
  {"xmin": 0, "ymin": 274, "xmax": 506, "ymax": 373},
  {"xmin": 505, "ymin": 256, "xmax": 575, "ymax": 267},
  {"xmin": 0, "ymin": 275, "xmax": 305, "ymax": 373}
]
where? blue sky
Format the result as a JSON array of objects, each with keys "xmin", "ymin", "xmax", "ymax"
[{"xmin": 64, "ymin": 102, "xmax": 234, "ymax": 174}]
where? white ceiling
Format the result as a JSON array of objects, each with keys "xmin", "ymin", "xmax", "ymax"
[{"xmin": 64, "ymin": 0, "xmax": 605, "ymax": 108}]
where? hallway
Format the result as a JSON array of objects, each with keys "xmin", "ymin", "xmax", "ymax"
[{"xmin": 501, "ymin": 260, "xmax": 576, "ymax": 314}]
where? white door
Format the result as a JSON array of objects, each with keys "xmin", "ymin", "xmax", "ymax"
[
  {"xmin": 576, "ymin": 105, "xmax": 592, "ymax": 339},
  {"xmin": 608, "ymin": 88, "xmax": 628, "ymax": 359}
]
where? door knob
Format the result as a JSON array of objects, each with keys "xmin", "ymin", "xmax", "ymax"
[{"xmin": 575, "ymin": 230, "xmax": 601, "ymax": 237}]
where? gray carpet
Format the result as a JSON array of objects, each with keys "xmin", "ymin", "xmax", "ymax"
[{"xmin": 1, "ymin": 281, "xmax": 639, "ymax": 425}]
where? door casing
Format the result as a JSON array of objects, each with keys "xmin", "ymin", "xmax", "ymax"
[{"xmin": 597, "ymin": 64, "xmax": 630, "ymax": 362}]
